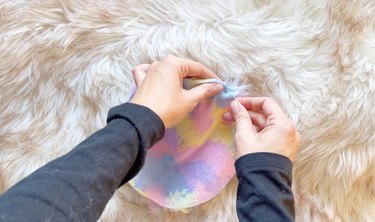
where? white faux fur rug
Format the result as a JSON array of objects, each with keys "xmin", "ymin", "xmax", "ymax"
[{"xmin": 1, "ymin": 0, "xmax": 375, "ymax": 221}]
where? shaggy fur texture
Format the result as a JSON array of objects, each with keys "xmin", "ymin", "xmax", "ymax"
[{"xmin": 1, "ymin": 0, "xmax": 375, "ymax": 221}]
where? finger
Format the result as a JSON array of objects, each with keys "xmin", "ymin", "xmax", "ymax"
[
  {"xmin": 252, "ymin": 125, "xmax": 260, "ymax": 133},
  {"xmin": 179, "ymin": 58, "xmax": 219, "ymax": 79},
  {"xmin": 150, "ymin": 61, "xmax": 160, "ymax": 67},
  {"xmin": 230, "ymin": 100, "xmax": 255, "ymax": 136},
  {"xmin": 187, "ymin": 83, "xmax": 224, "ymax": 104},
  {"xmin": 163, "ymin": 55, "xmax": 220, "ymax": 79},
  {"xmin": 146, "ymin": 61, "xmax": 160, "ymax": 74},
  {"xmin": 222, "ymin": 112, "xmax": 233, "ymax": 122},
  {"xmin": 132, "ymin": 64, "xmax": 151, "ymax": 86},
  {"xmin": 236, "ymin": 97, "xmax": 287, "ymax": 120},
  {"xmin": 222, "ymin": 111, "xmax": 267, "ymax": 129},
  {"xmin": 249, "ymin": 111, "xmax": 267, "ymax": 129}
]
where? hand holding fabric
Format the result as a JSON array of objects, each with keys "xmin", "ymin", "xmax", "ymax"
[
  {"xmin": 223, "ymin": 97, "xmax": 300, "ymax": 160},
  {"xmin": 130, "ymin": 55, "xmax": 224, "ymax": 128}
]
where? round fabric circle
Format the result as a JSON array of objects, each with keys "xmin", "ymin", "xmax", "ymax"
[{"xmin": 129, "ymin": 78, "xmax": 241, "ymax": 209}]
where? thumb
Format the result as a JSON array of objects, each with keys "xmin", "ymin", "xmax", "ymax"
[
  {"xmin": 187, "ymin": 83, "xmax": 224, "ymax": 103},
  {"xmin": 231, "ymin": 100, "xmax": 255, "ymax": 135},
  {"xmin": 132, "ymin": 64, "xmax": 150, "ymax": 86}
]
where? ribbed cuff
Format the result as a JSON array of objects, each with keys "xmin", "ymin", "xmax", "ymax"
[
  {"xmin": 107, "ymin": 103, "xmax": 165, "ymax": 185},
  {"xmin": 235, "ymin": 152, "xmax": 292, "ymax": 178},
  {"xmin": 107, "ymin": 103, "xmax": 165, "ymax": 148}
]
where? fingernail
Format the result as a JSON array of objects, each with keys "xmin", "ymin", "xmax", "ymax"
[{"xmin": 231, "ymin": 100, "xmax": 240, "ymax": 113}]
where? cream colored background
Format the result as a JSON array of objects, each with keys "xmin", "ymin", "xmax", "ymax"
[{"xmin": 1, "ymin": 0, "xmax": 375, "ymax": 221}]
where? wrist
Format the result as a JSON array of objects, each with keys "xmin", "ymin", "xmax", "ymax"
[
  {"xmin": 236, "ymin": 144, "xmax": 293, "ymax": 160},
  {"xmin": 235, "ymin": 152, "xmax": 293, "ymax": 176},
  {"xmin": 129, "ymin": 99, "xmax": 168, "ymax": 128}
]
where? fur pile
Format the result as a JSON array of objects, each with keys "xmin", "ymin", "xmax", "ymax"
[{"xmin": 1, "ymin": 0, "xmax": 374, "ymax": 221}]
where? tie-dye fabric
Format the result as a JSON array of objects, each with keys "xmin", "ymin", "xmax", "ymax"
[{"xmin": 128, "ymin": 78, "xmax": 241, "ymax": 209}]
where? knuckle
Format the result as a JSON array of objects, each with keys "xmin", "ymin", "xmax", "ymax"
[
  {"xmin": 204, "ymin": 86, "xmax": 213, "ymax": 97},
  {"xmin": 266, "ymin": 115, "xmax": 277, "ymax": 125},
  {"xmin": 236, "ymin": 114, "xmax": 249, "ymax": 122},
  {"xmin": 265, "ymin": 97, "xmax": 276, "ymax": 104},
  {"xmin": 164, "ymin": 55, "xmax": 177, "ymax": 63},
  {"xmin": 151, "ymin": 61, "xmax": 159, "ymax": 66},
  {"xmin": 235, "ymin": 116, "xmax": 250, "ymax": 126},
  {"xmin": 286, "ymin": 121, "xmax": 296, "ymax": 132},
  {"xmin": 162, "ymin": 55, "xmax": 181, "ymax": 71},
  {"xmin": 131, "ymin": 68, "xmax": 138, "ymax": 75}
]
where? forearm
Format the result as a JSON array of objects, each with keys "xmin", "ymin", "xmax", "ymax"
[
  {"xmin": 0, "ymin": 103, "xmax": 165, "ymax": 222},
  {"xmin": 235, "ymin": 153, "xmax": 295, "ymax": 222}
]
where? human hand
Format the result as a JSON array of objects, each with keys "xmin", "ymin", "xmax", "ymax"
[
  {"xmin": 130, "ymin": 55, "xmax": 224, "ymax": 128},
  {"xmin": 222, "ymin": 97, "xmax": 300, "ymax": 160}
]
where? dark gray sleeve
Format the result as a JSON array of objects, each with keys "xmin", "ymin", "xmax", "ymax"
[
  {"xmin": 235, "ymin": 153, "xmax": 295, "ymax": 222},
  {"xmin": 0, "ymin": 103, "xmax": 165, "ymax": 222}
]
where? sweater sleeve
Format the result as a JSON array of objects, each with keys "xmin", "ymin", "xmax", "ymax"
[
  {"xmin": 0, "ymin": 103, "xmax": 165, "ymax": 222},
  {"xmin": 235, "ymin": 153, "xmax": 295, "ymax": 222}
]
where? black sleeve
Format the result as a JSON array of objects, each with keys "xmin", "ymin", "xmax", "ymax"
[
  {"xmin": 235, "ymin": 152, "xmax": 295, "ymax": 222},
  {"xmin": 0, "ymin": 103, "xmax": 165, "ymax": 222}
]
